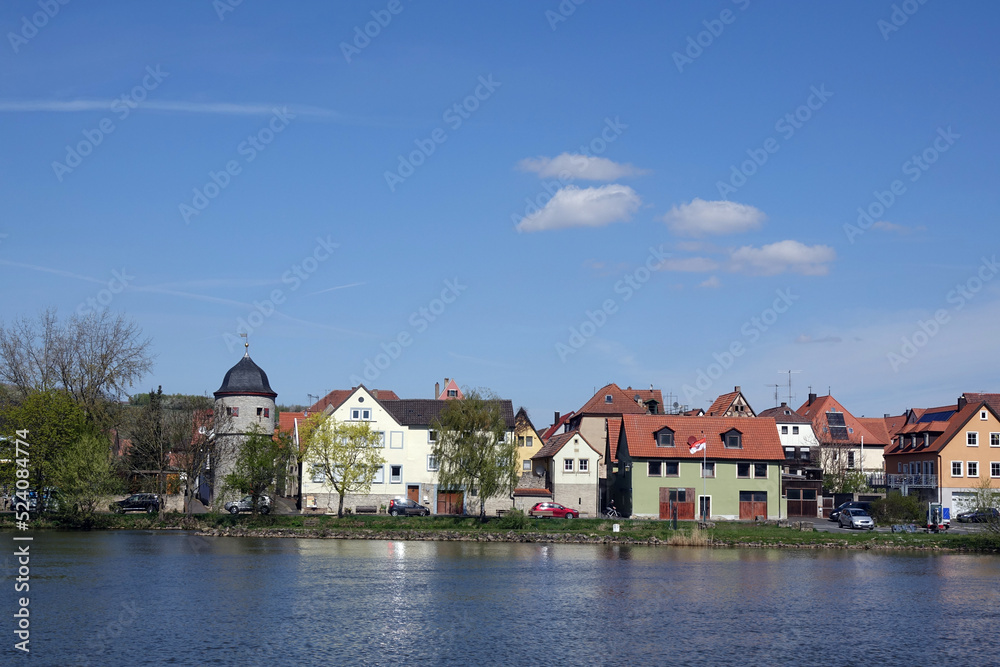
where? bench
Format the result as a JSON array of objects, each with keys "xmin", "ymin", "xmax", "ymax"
[
  {"xmin": 355, "ymin": 505, "xmax": 378, "ymax": 515},
  {"xmin": 496, "ymin": 509, "xmax": 509, "ymax": 517}
]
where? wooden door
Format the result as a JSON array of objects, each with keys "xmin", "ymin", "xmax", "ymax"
[
  {"xmin": 659, "ymin": 488, "xmax": 695, "ymax": 520},
  {"xmin": 407, "ymin": 485, "xmax": 420, "ymax": 503},
  {"xmin": 739, "ymin": 491, "xmax": 767, "ymax": 520},
  {"xmin": 437, "ymin": 491, "xmax": 463, "ymax": 515}
]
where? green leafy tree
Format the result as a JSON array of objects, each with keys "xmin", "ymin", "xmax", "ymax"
[
  {"xmin": 431, "ymin": 389, "xmax": 517, "ymax": 518},
  {"xmin": 49, "ymin": 432, "xmax": 122, "ymax": 523},
  {"xmin": 0, "ymin": 390, "xmax": 88, "ymax": 492},
  {"xmin": 300, "ymin": 414, "xmax": 384, "ymax": 518},
  {"xmin": 223, "ymin": 425, "xmax": 286, "ymax": 516}
]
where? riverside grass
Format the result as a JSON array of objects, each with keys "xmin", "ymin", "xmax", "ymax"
[{"xmin": 4, "ymin": 512, "xmax": 998, "ymax": 552}]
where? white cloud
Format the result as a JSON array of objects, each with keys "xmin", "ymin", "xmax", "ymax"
[
  {"xmin": 518, "ymin": 153, "xmax": 647, "ymax": 181},
  {"xmin": 658, "ymin": 257, "xmax": 719, "ymax": 272},
  {"xmin": 516, "ymin": 185, "xmax": 641, "ymax": 233},
  {"xmin": 663, "ymin": 198, "xmax": 765, "ymax": 237},
  {"xmin": 729, "ymin": 240, "xmax": 836, "ymax": 276},
  {"xmin": 699, "ymin": 276, "xmax": 722, "ymax": 288}
]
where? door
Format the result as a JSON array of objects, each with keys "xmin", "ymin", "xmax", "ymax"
[
  {"xmin": 739, "ymin": 491, "xmax": 768, "ymax": 520},
  {"xmin": 659, "ymin": 488, "xmax": 695, "ymax": 520},
  {"xmin": 437, "ymin": 491, "xmax": 463, "ymax": 515},
  {"xmin": 407, "ymin": 485, "xmax": 420, "ymax": 504},
  {"xmin": 786, "ymin": 489, "xmax": 818, "ymax": 517}
]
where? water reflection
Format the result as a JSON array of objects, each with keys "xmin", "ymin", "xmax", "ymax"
[{"xmin": 26, "ymin": 532, "xmax": 1000, "ymax": 666}]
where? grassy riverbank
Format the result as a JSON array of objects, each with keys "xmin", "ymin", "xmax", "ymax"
[{"xmin": 4, "ymin": 512, "xmax": 999, "ymax": 552}]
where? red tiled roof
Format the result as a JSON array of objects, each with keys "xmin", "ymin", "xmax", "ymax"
[
  {"xmin": 623, "ymin": 386, "xmax": 665, "ymax": 413},
  {"xmin": 796, "ymin": 395, "xmax": 889, "ymax": 446},
  {"xmin": 857, "ymin": 417, "xmax": 891, "ymax": 444},
  {"xmin": 757, "ymin": 403, "xmax": 811, "ymax": 424},
  {"xmin": 608, "ymin": 418, "xmax": 622, "ymax": 462},
  {"xmin": 884, "ymin": 414, "xmax": 907, "ymax": 437},
  {"xmin": 885, "ymin": 401, "xmax": 997, "ymax": 457},
  {"xmin": 308, "ymin": 387, "xmax": 400, "ymax": 413},
  {"xmin": 532, "ymin": 430, "xmax": 599, "ymax": 459},
  {"xmin": 277, "ymin": 411, "xmax": 312, "ymax": 434},
  {"xmin": 540, "ymin": 410, "xmax": 575, "ymax": 441},
  {"xmin": 963, "ymin": 393, "xmax": 1000, "ymax": 413},
  {"xmin": 513, "ymin": 488, "xmax": 552, "ymax": 497},
  {"xmin": 620, "ymin": 415, "xmax": 784, "ymax": 461},
  {"xmin": 575, "ymin": 384, "xmax": 651, "ymax": 416},
  {"xmin": 707, "ymin": 390, "xmax": 739, "ymax": 417}
]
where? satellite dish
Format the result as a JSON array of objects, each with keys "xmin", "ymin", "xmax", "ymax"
[{"xmin": 673, "ymin": 402, "xmax": 679, "ymax": 408}]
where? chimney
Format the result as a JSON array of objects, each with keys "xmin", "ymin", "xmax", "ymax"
[
  {"xmin": 554, "ymin": 411, "xmax": 560, "ymax": 424},
  {"xmin": 884, "ymin": 413, "xmax": 889, "ymax": 418},
  {"xmin": 371, "ymin": 389, "xmax": 378, "ymax": 399},
  {"xmin": 435, "ymin": 382, "xmax": 440, "ymax": 398},
  {"xmin": 735, "ymin": 385, "xmax": 741, "ymax": 393},
  {"xmin": 808, "ymin": 392, "xmax": 817, "ymax": 406},
  {"xmin": 780, "ymin": 402, "xmax": 787, "ymax": 408},
  {"xmin": 958, "ymin": 395, "xmax": 968, "ymax": 411}
]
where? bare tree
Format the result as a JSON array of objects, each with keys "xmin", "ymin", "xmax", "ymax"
[
  {"xmin": 166, "ymin": 404, "xmax": 230, "ymax": 517},
  {"xmin": 0, "ymin": 309, "xmax": 154, "ymax": 424}
]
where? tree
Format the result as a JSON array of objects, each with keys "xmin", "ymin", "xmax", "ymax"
[
  {"xmin": 300, "ymin": 413, "xmax": 384, "ymax": 518},
  {"xmin": 0, "ymin": 390, "xmax": 89, "ymax": 492},
  {"xmin": 958, "ymin": 477, "xmax": 1000, "ymax": 533},
  {"xmin": 49, "ymin": 432, "xmax": 122, "ymax": 524},
  {"xmin": 223, "ymin": 425, "xmax": 287, "ymax": 516},
  {"xmin": 0, "ymin": 309, "xmax": 154, "ymax": 428},
  {"xmin": 163, "ymin": 404, "xmax": 223, "ymax": 517},
  {"xmin": 126, "ymin": 386, "xmax": 169, "ymax": 495},
  {"xmin": 431, "ymin": 389, "xmax": 517, "ymax": 518}
]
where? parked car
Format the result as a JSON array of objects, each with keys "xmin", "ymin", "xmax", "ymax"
[
  {"xmin": 528, "ymin": 502, "xmax": 579, "ymax": 519},
  {"xmin": 956, "ymin": 508, "xmax": 1000, "ymax": 523},
  {"xmin": 838, "ymin": 508, "xmax": 875, "ymax": 530},
  {"xmin": 388, "ymin": 498, "xmax": 429, "ymax": 516},
  {"xmin": 224, "ymin": 495, "xmax": 271, "ymax": 515},
  {"xmin": 111, "ymin": 493, "xmax": 161, "ymax": 514},
  {"xmin": 829, "ymin": 501, "xmax": 872, "ymax": 522}
]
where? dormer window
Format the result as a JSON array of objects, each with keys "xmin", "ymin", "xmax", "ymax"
[
  {"xmin": 723, "ymin": 429, "xmax": 742, "ymax": 449},
  {"xmin": 656, "ymin": 429, "xmax": 675, "ymax": 447},
  {"xmin": 605, "ymin": 394, "xmax": 613, "ymax": 404},
  {"xmin": 447, "ymin": 389, "xmax": 458, "ymax": 397}
]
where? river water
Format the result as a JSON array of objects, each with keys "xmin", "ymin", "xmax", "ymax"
[{"xmin": 9, "ymin": 531, "xmax": 1000, "ymax": 666}]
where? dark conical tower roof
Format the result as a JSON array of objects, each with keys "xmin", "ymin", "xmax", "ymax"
[{"xmin": 214, "ymin": 353, "xmax": 277, "ymax": 398}]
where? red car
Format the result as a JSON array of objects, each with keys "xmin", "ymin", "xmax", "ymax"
[{"xmin": 529, "ymin": 502, "xmax": 579, "ymax": 519}]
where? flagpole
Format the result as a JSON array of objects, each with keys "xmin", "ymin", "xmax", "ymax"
[{"xmin": 702, "ymin": 435, "xmax": 707, "ymax": 522}]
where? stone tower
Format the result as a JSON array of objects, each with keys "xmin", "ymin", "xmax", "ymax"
[{"xmin": 212, "ymin": 349, "xmax": 277, "ymax": 501}]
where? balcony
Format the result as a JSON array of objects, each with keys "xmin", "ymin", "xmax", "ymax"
[{"xmin": 868, "ymin": 473, "xmax": 937, "ymax": 489}]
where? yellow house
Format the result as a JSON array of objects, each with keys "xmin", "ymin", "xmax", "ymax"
[
  {"xmin": 883, "ymin": 399, "xmax": 1000, "ymax": 514},
  {"xmin": 514, "ymin": 407, "xmax": 544, "ymax": 475}
]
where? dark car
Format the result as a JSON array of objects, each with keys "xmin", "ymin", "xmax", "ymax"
[
  {"xmin": 829, "ymin": 501, "xmax": 871, "ymax": 522},
  {"xmin": 956, "ymin": 508, "xmax": 1000, "ymax": 523},
  {"xmin": 224, "ymin": 495, "xmax": 271, "ymax": 515},
  {"xmin": 529, "ymin": 502, "xmax": 579, "ymax": 519},
  {"xmin": 111, "ymin": 493, "xmax": 161, "ymax": 514},
  {"xmin": 388, "ymin": 498, "xmax": 429, "ymax": 516}
]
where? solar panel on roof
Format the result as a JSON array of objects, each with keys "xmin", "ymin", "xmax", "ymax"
[
  {"xmin": 919, "ymin": 410, "xmax": 954, "ymax": 423},
  {"xmin": 827, "ymin": 413, "xmax": 846, "ymax": 427},
  {"xmin": 830, "ymin": 426, "xmax": 849, "ymax": 440}
]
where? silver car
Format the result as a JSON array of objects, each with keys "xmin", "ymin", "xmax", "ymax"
[
  {"xmin": 839, "ymin": 508, "xmax": 874, "ymax": 530},
  {"xmin": 224, "ymin": 495, "xmax": 271, "ymax": 515}
]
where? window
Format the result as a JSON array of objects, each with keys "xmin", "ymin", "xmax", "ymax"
[
  {"xmin": 657, "ymin": 430, "xmax": 674, "ymax": 447},
  {"xmin": 968, "ymin": 461, "xmax": 979, "ymax": 478},
  {"xmin": 982, "ymin": 410, "xmax": 989, "ymax": 421},
  {"xmin": 517, "ymin": 436, "xmax": 525, "ymax": 447},
  {"xmin": 564, "ymin": 459, "xmax": 574, "ymax": 472},
  {"xmin": 724, "ymin": 431, "xmax": 742, "ymax": 449},
  {"xmin": 664, "ymin": 461, "xmax": 679, "ymax": 477},
  {"xmin": 792, "ymin": 426, "xmax": 799, "ymax": 435},
  {"xmin": 991, "ymin": 433, "xmax": 1000, "ymax": 447},
  {"xmin": 897, "ymin": 463, "xmax": 902, "ymax": 473},
  {"xmin": 698, "ymin": 496, "xmax": 711, "ymax": 519},
  {"xmin": 701, "ymin": 461, "xmax": 715, "ymax": 478},
  {"xmin": 526, "ymin": 436, "xmax": 533, "ymax": 448},
  {"xmin": 799, "ymin": 449, "xmax": 810, "ymax": 461},
  {"xmin": 669, "ymin": 488, "xmax": 687, "ymax": 503},
  {"xmin": 847, "ymin": 452, "xmax": 856, "ymax": 469},
  {"xmin": 968, "ymin": 432, "xmax": 979, "ymax": 446},
  {"xmin": 781, "ymin": 425, "xmax": 788, "ymax": 435},
  {"xmin": 351, "ymin": 408, "xmax": 371, "ymax": 420},
  {"xmin": 648, "ymin": 461, "xmax": 662, "ymax": 477},
  {"xmin": 604, "ymin": 394, "xmax": 613, "ymax": 404},
  {"xmin": 429, "ymin": 430, "xmax": 438, "ymax": 442},
  {"xmin": 951, "ymin": 461, "xmax": 963, "ymax": 477},
  {"xmin": 390, "ymin": 465, "xmax": 402, "ymax": 483},
  {"xmin": 427, "ymin": 456, "xmax": 439, "ymax": 472},
  {"xmin": 784, "ymin": 447, "xmax": 795, "ymax": 460},
  {"xmin": 579, "ymin": 459, "xmax": 589, "ymax": 472},
  {"xmin": 390, "ymin": 432, "xmax": 403, "ymax": 449},
  {"xmin": 311, "ymin": 466, "xmax": 325, "ymax": 483},
  {"xmin": 227, "ymin": 406, "xmax": 239, "ymax": 417},
  {"xmin": 447, "ymin": 389, "xmax": 458, "ymax": 397},
  {"xmin": 523, "ymin": 460, "xmax": 531, "ymax": 472},
  {"xmin": 754, "ymin": 463, "xmax": 768, "ymax": 478},
  {"xmin": 737, "ymin": 462, "xmax": 751, "ymax": 478},
  {"xmin": 257, "ymin": 407, "xmax": 263, "ymax": 416},
  {"xmin": 992, "ymin": 462, "xmax": 1000, "ymax": 478},
  {"xmin": 374, "ymin": 431, "xmax": 385, "ymax": 447}
]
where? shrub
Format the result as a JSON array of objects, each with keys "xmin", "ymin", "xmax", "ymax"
[
  {"xmin": 492, "ymin": 509, "xmax": 530, "ymax": 530},
  {"xmin": 869, "ymin": 492, "xmax": 925, "ymax": 524}
]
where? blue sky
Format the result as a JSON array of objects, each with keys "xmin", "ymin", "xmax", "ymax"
[{"xmin": 3, "ymin": 1, "xmax": 999, "ymax": 427}]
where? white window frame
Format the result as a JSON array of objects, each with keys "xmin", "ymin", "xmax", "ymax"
[
  {"xmin": 792, "ymin": 426, "xmax": 799, "ymax": 435},
  {"xmin": 753, "ymin": 463, "xmax": 768, "ymax": 479},
  {"xmin": 563, "ymin": 458, "xmax": 574, "ymax": 472},
  {"xmin": 992, "ymin": 462, "xmax": 1000, "ymax": 478},
  {"xmin": 389, "ymin": 464, "xmax": 402, "ymax": 484},
  {"xmin": 968, "ymin": 461, "xmax": 979, "ymax": 478},
  {"xmin": 991, "ymin": 433, "xmax": 1000, "ymax": 447},
  {"xmin": 426, "ymin": 455, "xmax": 439, "ymax": 472},
  {"xmin": 781, "ymin": 425, "xmax": 788, "ymax": 435},
  {"xmin": 526, "ymin": 435, "xmax": 533, "ymax": 448},
  {"xmin": 522, "ymin": 459, "xmax": 531, "ymax": 472},
  {"xmin": 737, "ymin": 462, "xmax": 751, "ymax": 479},
  {"xmin": 698, "ymin": 495, "xmax": 711, "ymax": 520},
  {"xmin": 351, "ymin": 408, "xmax": 372, "ymax": 421},
  {"xmin": 951, "ymin": 461, "xmax": 963, "ymax": 477},
  {"xmin": 981, "ymin": 410, "xmax": 989, "ymax": 421},
  {"xmin": 374, "ymin": 431, "xmax": 385, "ymax": 448},
  {"xmin": 579, "ymin": 459, "xmax": 589, "ymax": 472},
  {"xmin": 371, "ymin": 466, "xmax": 384, "ymax": 484},
  {"xmin": 648, "ymin": 461, "xmax": 662, "ymax": 477},
  {"xmin": 311, "ymin": 465, "xmax": 325, "ymax": 483},
  {"xmin": 967, "ymin": 431, "xmax": 979, "ymax": 447}
]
